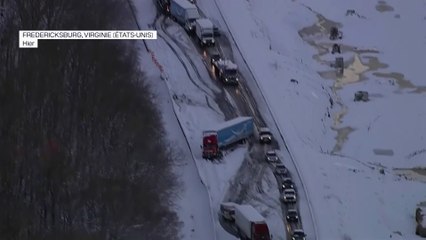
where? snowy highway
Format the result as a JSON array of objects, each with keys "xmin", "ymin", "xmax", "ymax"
[
  {"xmin": 130, "ymin": 0, "xmax": 318, "ymax": 238},
  {"xmin": 152, "ymin": 3, "xmax": 316, "ymax": 240}
]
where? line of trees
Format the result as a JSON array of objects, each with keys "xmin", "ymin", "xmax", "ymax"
[{"xmin": 0, "ymin": 0, "xmax": 180, "ymax": 239}]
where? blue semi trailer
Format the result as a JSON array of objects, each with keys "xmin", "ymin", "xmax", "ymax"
[
  {"xmin": 170, "ymin": 0, "xmax": 200, "ymax": 33},
  {"xmin": 202, "ymin": 116, "xmax": 254, "ymax": 159}
]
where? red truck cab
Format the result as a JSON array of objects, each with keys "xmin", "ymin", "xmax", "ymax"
[
  {"xmin": 252, "ymin": 223, "xmax": 271, "ymax": 240},
  {"xmin": 202, "ymin": 131, "xmax": 221, "ymax": 159}
]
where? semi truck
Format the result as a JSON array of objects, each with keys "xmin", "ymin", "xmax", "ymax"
[
  {"xmin": 234, "ymin": 204, "xmax": 271, "ymax": 240},
  {"xmin": 202, "ymin": 116, "xmax": 254, "ymax": 159},
  {"xmin": 195, "ymin": 18, "xmax": 215, "ymax": 47},
  {"xmin": 170, "ymin": 0, "xmax": 200, "ymax": 33},
  {"xmin": 212, "ymin": 59, "xmax": 239, "ymax": 85}
]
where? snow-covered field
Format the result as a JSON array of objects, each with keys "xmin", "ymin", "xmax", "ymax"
[
  {"xmin": 132, "ymin": 2, "xmax": 215, "ymax": 239},
  {"xmin": 204, "ymin": 0, "xmax": 426, "ymax": 239}
]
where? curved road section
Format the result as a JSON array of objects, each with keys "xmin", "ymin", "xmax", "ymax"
[{"xmin": 198, "ymin": 0, "xmax": 319, "ymax": 239}]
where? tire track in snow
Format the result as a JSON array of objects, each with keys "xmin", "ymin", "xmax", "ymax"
[
  {"xmin": 195, "ymin": 8, "xmax": 266, "ymax": 126},
  {"xmin": 157, "ymin": 16, "xmax": 238, "ymax": 119},
  {"xmin": 161, "ymin": 18, "xmax": 219, "ymax": 92},
  {"xmin": 224, "ymin": 144, "xmax": 270, "ymax": 205},
  {"xmin": 210, "ymin": 0, "xmax": 319, "ymax": 238},
  {"xmin": 255, "ymin": 162, "xmax": 267, "ymax": 194},
  {"xmin": 154, "ymin": 16, "xmax": 213, "ymax": 97},
  {"xmin": 161, "ymin": 16, "xmax": 249, "ymax": 121}
]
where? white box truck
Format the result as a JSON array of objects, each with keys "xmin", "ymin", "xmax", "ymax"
[
  {"xmin": 195, "ymin": 18, "xmax": 215, "ymax": 47},
  {"xmin": 234, "ymin": 204, "xmax": 271, "ymax": 240}
]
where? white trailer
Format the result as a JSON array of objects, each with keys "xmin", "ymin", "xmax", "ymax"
[
  {"xmin": 195, "ymin": 18, "xmax": 215, "ymax": 47},
  {"xmin": 234, "ymin": 204, "xmax": 271, "ymax": 240}
]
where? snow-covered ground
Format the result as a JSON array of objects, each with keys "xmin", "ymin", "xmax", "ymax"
[
  {"xmin": 132, "ymin": 1, "xmax": 215, "ymax": 239},
  {"xmin": 133, "ymin": 0, "xmax": 287, "ymax": 239},
  {"xmin": 200, "ymin": 0, "xmax": 426, "ymax": 239},
  {"xmin": 141, "ymin": 54, "xmax": 216, "ymax": 240}
]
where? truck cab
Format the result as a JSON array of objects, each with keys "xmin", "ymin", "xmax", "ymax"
[
  {"xmin": 213, "ymin": 59, "xmax": 239, "ymax": 85},
  {"xmin": 202, "ymin": 131, "xmax": 221, "ymax": 159},
  {"xmin": 251, "ymin": 224, "xmax": 271, "ymax": 240},
  {"xmin": 184, "ymin": 5, "xmax": 200, "ymax": 34},
  {"xmin": 220, "ymin": 202, "xmax": 237, "ymax": 221},
  {"xmin": 184, "ymin": 11, "xmax": 200, "ymax": 34},
  {"xmin": 195, "ymin": 18, "xmax": 215, "ymax": 47}
]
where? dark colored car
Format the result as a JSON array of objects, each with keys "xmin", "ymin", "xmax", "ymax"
[
  {"xmin": 281, "ymin": 189, "xmax": 297, "ymax": 204},
  {"xmin": 274, "ymin": 163, "xmax": 288, "ymax": 176},
  {"xmin": 265, "ymin": 150, "xmax": 279, "ymax": 163},
  {"xmin": 291, "ymin": 229, "xmax": 306, "ymax": 240},
  {"xmin": 286, "ymin": 209, "xmax": 299, "ymax": 223},
  {"xmin": 207, "ymin": 47, "xmax": 221, "ymax": 65},
  {"xmin": 281, "ymin": 178, "xmax": 294, "ymax": 191}
]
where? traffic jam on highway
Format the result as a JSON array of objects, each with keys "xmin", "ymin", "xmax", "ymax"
[{"xmin": 156, "ymin": 0, "xmax": 308, "ymax": 239}]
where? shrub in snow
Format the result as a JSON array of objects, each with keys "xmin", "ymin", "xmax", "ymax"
[{"xmin": 415, "ymin": 207, "xmax": 426, "ymax": 237}]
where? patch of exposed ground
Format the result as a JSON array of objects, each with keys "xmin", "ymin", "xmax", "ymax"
[
  {"xmin": 372, "ymin": 72, "xmax": 426, "ymax": 93},
  {"xmin": 298, "ymin": 5, "xmax": 426, "ymax": 153},
  {"xmin": 394, "ymin": 167, "xmax": 426, "ymax": 183}
]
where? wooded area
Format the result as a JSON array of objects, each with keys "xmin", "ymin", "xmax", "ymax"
[{"xmin": 0, "ymin": 0, "xmax": 179, "ymax": 239}]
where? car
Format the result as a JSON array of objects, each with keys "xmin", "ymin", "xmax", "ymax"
[
  {"xmin": 274, "ymin": 163, "xmax": 288, "ymax": 177},
  {"xmin": 281, "ymin": 189, "xmax": 297, "ymax": 204},
  {"xmin": 207, "ymin": 47, "xmax": 221, "ymax": 65},
  {"xmin": 291, "ymin": 229, "xmax": 306, "ymax": 240},
  {"xmin": 220, "ymin": 202, "xmax": 237, "ymax": 222},
  {"xmin": 258, "ymin": 127, "xmax": 272, "ymax": 144},
  {"xmin": 265, "ymin": 150, "xmax": 279, "ymax": 163},
  {"xmin": 281, "ymin": 178, "xmax": 294, "ymax": 191},
  {"xmin": 286, "ymin": 209, "xmax": 299, "ymax": 223}
]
